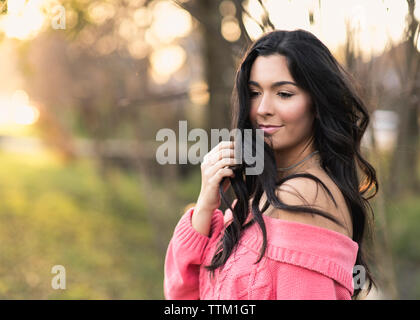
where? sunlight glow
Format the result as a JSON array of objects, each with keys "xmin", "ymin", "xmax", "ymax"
[
  {"xmin": 13, "ymin": 104, "xmax": 40, "ymax": 125},
  {"xmin": 344, "ymin": 0, "xmax": 409, "ymax": 60},
  {"xmin": 150, "ymin": 1, "xmax": 192, "ymax": 44},
  {"xmin": 0, "ymin": 90, "xmax": 39, "ymax": 126},
  {"xmin": 243, "ymin": 0, "xmax": 409, "ymax": 58},
  {"xmin": 242, "ymin": 14, "xmax": 263, "ymax": 40},
  {"xmin": 265, "ymin": 0, "xmax": 311, "ymax": 31},
  {"xmin": 0, "ymin": 0, "xmax": 47, "ymax": 40}
]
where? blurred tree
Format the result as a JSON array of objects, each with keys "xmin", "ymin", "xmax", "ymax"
[
  {"xmin": 388, "ymin": 0, "xmax": 420, "ymax": 198},
  {"xmin": 338, "ymin": 0, "xmax": 420, "ymax": 299}
]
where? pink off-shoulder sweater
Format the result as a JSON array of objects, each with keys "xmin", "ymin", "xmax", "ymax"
[{"xmin": 164, "ymin": 206, "xmax": 358, "ymax": 300}]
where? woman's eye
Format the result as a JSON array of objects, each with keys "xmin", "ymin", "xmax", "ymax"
[
  {"xmin": 277, "ymin": 92, "xmax": 293, "ymax": 99},
  {"xmin": 250, "ymin": 91, "xmax": 260, "ymax": 98},
  {"xmin": 249, "ymin": 91, "xmax": 293, "ymax": 99}
]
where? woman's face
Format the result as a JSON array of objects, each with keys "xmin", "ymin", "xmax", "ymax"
[{"xmin": 248, "ymin": 54, "xmax": 315, "ymax": 152}]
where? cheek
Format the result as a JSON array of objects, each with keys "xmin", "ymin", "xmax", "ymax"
[{"xmin": 280, "ymin": 97, "xmax": 311, "ymax": 124}]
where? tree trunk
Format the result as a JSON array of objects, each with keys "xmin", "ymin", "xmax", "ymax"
[{"xmin": 196, "ymin": 0, "xmax": 236, "ymax": 133}]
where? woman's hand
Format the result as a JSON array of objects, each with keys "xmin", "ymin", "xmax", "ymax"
[{"xmin": 196, "ymin": 140, "xmax": 238, "ymax": 212}]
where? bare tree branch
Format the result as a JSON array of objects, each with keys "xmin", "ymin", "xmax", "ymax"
[
  {"xmin": 239, "ymin": 1, "xmax": 266, "ymax": 33},
  {"xmin": 232, "ymin": 0, "xmax": 252, "ymax": 46},
  {"xmin": 257, "ymin": 0, "xmax": 275, "ymax": 30}
]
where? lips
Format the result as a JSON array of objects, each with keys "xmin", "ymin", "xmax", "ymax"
[{"xmin": 258, "ymin": 124, "xmax": 284, "ymax": 134}]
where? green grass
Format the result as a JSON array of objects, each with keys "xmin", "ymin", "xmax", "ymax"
[
  {"xmin": 0, "ymin": 150, "xmax": 166, "ymax": 299},
  {"xmin": 385, "ymin": 193, "xmax": 420, "ymax": 299}
]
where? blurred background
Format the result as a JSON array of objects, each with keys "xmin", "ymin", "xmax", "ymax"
[{"xmin": 0, "ymin": 0, "xmax": 418, "ymax": 299}]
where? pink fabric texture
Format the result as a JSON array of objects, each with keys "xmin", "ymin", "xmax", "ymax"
[{"xmin": 164, "ymin": 206, "xmax": 358, "ymax": 300}]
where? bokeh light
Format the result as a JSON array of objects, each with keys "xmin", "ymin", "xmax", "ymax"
[
  {"xmin": 87, "ymin": 2, "xmax": 116, "ymax": 25},
  {"xmin": 221, "ymin": 16, "xmax": 241, "ymax": 42},
  {"xmin": 188, "ymin": 81, "xmax": 209, "ymax": 106},
  {"xmin": 149, "ymin": 45, "xmax": 187, "ymax": 82},
  {"xmin": 149, "ymin": 0, "xmax": 192, "ymax": 44}
]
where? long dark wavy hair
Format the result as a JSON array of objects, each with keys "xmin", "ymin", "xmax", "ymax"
[{"xmin": 204, "ymin": 29, "xmax": 379, "ymax": 299}]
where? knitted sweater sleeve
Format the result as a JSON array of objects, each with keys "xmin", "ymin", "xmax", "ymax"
[{"xmin": 164, "ymin": 207, "xmax": 224, "ymax": 300}]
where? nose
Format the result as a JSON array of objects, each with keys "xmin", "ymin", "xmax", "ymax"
[{"xmin": 256, "ymin": 94, "xmax": 274, "ymax": 117}]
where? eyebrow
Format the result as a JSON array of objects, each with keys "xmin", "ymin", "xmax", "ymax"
[{"xmin": 248, "ymin": 80, "xmax": 298, "ymax": 89}]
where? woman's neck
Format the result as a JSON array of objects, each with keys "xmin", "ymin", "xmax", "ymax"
[{"xmin": 276, "ymin": 149, "xmax": 321, "ymax": 180}]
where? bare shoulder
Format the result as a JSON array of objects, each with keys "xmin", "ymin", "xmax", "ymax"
[{"xmin": 265, "ymin": 169, "xmax": 353, "ymax": 238}]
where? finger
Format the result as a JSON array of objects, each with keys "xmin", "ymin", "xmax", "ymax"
[
  {"xmin": 203, "ymin": 141, "xmax": 234, "ymax": 165},
  {"xmin": 214, "ymin": 141, "xmax": 235, "ymax": 160},
  {"xmin": 225, "ymin": 207, "xmax": 232, "ymax": 216},
  {"xmin": 219, "ymin": 166, "xmax": 235, "ymax": 178},
  {"xmin": 208, "ymin": 149, "xmax": 237, "ymax": 165},
  {"xmin": 231, "ymin": 198, "xmax": 238, "ymax": 208},
  {"xmin": 209, "ymin": 141, "xmax": 234, "ymax": 155},
  {"xmin": 210, "ymin": 167, "xmax": 234, "ymax": 185},
  {"xmin": 217, "ymin": 140, "xmax": 235, "ymax": 151},
  {"xmin": 225, "ymin": 198, "xmax": 237, "ymax": 216},
  {"xmin": 208, "ymin": 158, "xmax": 239, "ymax": 176}
]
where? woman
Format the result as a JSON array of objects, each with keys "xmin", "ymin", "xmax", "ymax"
[{"xmin": 164, "ymin": 29, "xmax": 378, "ymax": 300}]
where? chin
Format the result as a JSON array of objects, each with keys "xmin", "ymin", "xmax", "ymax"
[{"xmin": 271, "ymin": 140, "xmax": 294, "ymax": 151}]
